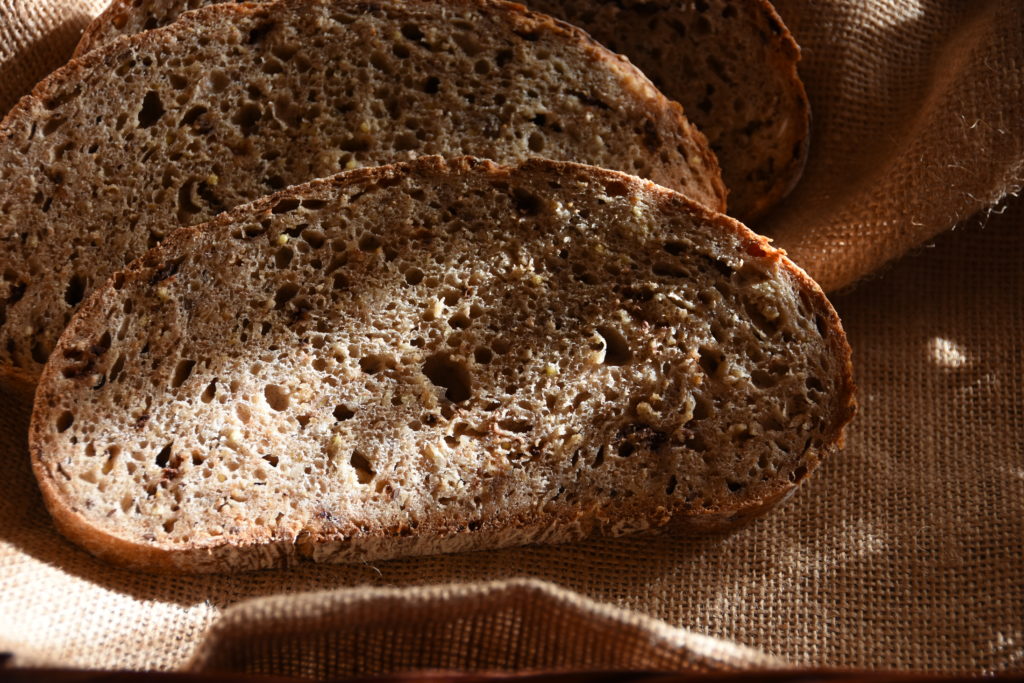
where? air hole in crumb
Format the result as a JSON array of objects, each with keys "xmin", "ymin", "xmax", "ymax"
[
  {"xmin": 685, "ymin": 434, "xmax": 708, "ymax": 452},
  {"xmin": 727, "ymin": 481, "xmax": 743, "ymax": 493},
  {"xmin": 359, "ymin": 354, "xmax": 392, "ymax": 375},
  {"xmin": 274, "ymin": 246, "xmax": 293, "ymax": 269},
  {"xmin": 333, "ymin": 405, "xmax": 354, "ymax": 421},
  {"xmin": 603, "ymin": 180, "xmax": 629, "ymax": 197},
  {"xmin": 448, "ymin": 312, "xmax": 471, "ymax": 329},
  {"xmin": 497, "ymin": 418, "xmax": 532, "ymax": 433},
  {"xmin": 263, "ymin": 454, "xmax": 279, "ymax": 467},
  {"xmin": 64, "ymin": 274, "xmax": 86, "ymax": 306},
  {"xmin": 806, "ymin": 376, "xmax": 824, "ymax": 392},
  {"xmin": 171, "ymin": 359, "xmax": 196, "ymax": 388},
  {"xmin": 423, "ymin": 353, "xmax": 473, "ymax": 402},
  {"xmin": 664, "ymin": 242, "xmax": 688, "ymax": 257},
  {"xmin": 666, "ymin": 475, "xmax": 678, "ymax": 495},
  {"xmin": 474, "ymin": 347, "xmax": 492, "ymax": 364},
  {"xmin": 394, "ymin": 132, "xmax": 418, "ymax": 150},
  {"xmin": 231, "ymin": 103, "xmax": 262, "ymax": 135},
  {"xmin": 790, "ymin": 465, "xmax": 808, "ymax": 483},
  {"xmin": 109, "ymin": 354, "xmax": 126, "ymax": 383},
  {"xmin": 271, "ymin": 198, "xmax": 300, "ymax": 214},
  {"xmin": 247, "ymin": 21, "xmax": 275, "ymax": 44},
  {"xmin": 751, "ymin": 370, "xmax": 779, "ymax": 389},
  {"xmin": 404, "ymin": 268, "xmax": 424, "ymax": 285},
  {"xmin": 402, "ymin": 23, "xmax": 424, "ymax": 40},
  {"xmin": 512, "ymin": 188, "xmax": 543, "ymax": 215},
  {"xmin": 698, "ymin": 347, "xmax": 722, "ymax": 377},
  {"xmin": 744, "ymin": 300, "xmax": 780, "ymax": 334},
  {"xmin": 358, "ymin": 234, "xmax": 382, "ymax": 251},
  {"xmin": 56, "ymin": 411, "xmax": 74, "ymax": 432},
  {"xmin": 200, "ymin": 380, "xmax": 217, "ymax": 403},
  {"xmin": 596, "ymin": 326, "xmax": 631, "ymax": 365},
  {"xmin": 264, "ymin": 384, "xmax": 290, "ymax": 411},
  {"xmin": 350, "ymin": 452, "xmax": 375, "ymax": 484},
  {"xmin": 814, "ymin": 315, "xmax": 827, "ymax": 337},
  {"xmin": 592, "ymin": 446, "xmax": 605, "ymax": 468},
  {"xmin": 527, "ymin": 132, "xmax": 545, "ymax": 153},
  {"xmin": 163, "ymin": 519, "xmax": 176, "ymax": 533},
  {"xmin": 180, "ymin": 105, "xmax": 208, "ymax": 128},
  {"xmin": 652, "ymin": 262, "xmax": 687, "ymax": 278},
  {"xmin": 692, "ymin": 397, "xmax": 713, "ymax": 420},
  {"xmin": 300, "ymin": 229, "xmax": 326, "ymax": 248},
  {"xmin": 155, "ymin": 443, "xmax": 172, "ymax": 468},
  {"xmin": 273, "ymin": 283, "xmax": 299, "ymax": 309},
  {"xmin": 30, "ymin": 341, "xmax": 49, "ymax": 365},
  {"xmin": 137, "ymin": 91, "xmax": 165, "ymax": 128}
]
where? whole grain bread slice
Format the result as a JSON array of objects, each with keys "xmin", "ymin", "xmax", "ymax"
[
  {"xmin": 0, "ymin": 0, "xmax": 724, "ymax": 377},
  {"xmin": 31, "ymin": 156, "xmax": 855, "ymax": 573},
  {"xmin": 74, "ymin": 0, "xmax": 808, "ymax": 220}
]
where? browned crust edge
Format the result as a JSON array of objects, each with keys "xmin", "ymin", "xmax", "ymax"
[
  {"xmin": 732, "ymin": 0, "xmax": 810, "ymax": 221},
  {"xmin": 30, "ymin": 155, "xmax": 854, "ymax": 573}
]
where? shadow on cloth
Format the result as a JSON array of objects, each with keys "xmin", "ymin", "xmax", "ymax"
[{"xmin": 0, "ymin": 3, "xmax": 97, "ymax": 114}]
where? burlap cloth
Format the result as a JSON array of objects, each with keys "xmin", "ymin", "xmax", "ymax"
[{"xmin": 0, "ymin": 0, "xmax": 1021, "ymax": 676}]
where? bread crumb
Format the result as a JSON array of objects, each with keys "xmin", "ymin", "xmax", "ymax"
[
  {"xmin": 636, "ymin": 401, "xmax": 658, "ymax": 423},
  {"xmin": 226, "ymin": 429, "xmax": 243, "ymax": 447}
]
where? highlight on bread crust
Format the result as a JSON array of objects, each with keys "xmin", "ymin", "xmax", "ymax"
[
  {"xmin": 30, "ymin": 157, "xmax": 855, "ymax": 573},
  {"xmin": 0, "ymin": 0, "xmax": 724, "ymax": 376},
  {"xmin": 75, "ymin": 0, "xmax": 808, "ymax": 220}
]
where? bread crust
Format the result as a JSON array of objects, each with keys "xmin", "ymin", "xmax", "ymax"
[{"xmin": 31, "ymin": 156, "xmax": 854, "ymax": 573}]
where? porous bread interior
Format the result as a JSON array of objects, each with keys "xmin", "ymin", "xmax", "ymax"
[
  {"xmin": 0, "ymin": 0, "xmax": 722, "ymax": 375},
  {"xmin": 34, "ymin": 159, "xmax": 846, "ymax": 562},
  {"xmin": 526, "ymin": 0, "xmax": 807, "ymax": 219},
  {"xmin": 76, "ymin": 0, "xmax": 806, "ymax": 219}
]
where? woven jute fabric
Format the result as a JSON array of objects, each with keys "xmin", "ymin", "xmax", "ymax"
[
  {"xmin": 0, "ymin": 0, "xmax": 108, "ymax": 114},
  {"xmin": 0, "ymin": 0, "xmax": 1022, "ymax": 676},
  {"xmin": 764, "ymin": 0, "xmax": 1024, "ymax": 291}
]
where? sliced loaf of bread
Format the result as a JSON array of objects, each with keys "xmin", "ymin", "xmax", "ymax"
[
  {"xmin": 31, "ymin": 157, "xmax": 855, "ymax": 573},
  {"xmin": 0, "ymin": 0, "xmax": 724, "ymax": 377},
  {"xmin": 75, "ymin": 0, "xmax": 808, "ymax": 220}
]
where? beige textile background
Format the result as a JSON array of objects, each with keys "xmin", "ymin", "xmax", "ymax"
[{"xmin": 0, "ymin": 0, "xmax": 1022, "ymax": 676}]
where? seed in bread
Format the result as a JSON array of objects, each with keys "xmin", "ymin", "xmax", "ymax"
[
  {"xmin": 30, "ymin": 157, "xmax": 855, "ymax": 573},
  {"xmin": 74, "ymin": 0, "xmax": 807, "ymax": 220},
  {"xmin": 0, "ymin": 0, "xmax": 724, "ymax": 376}
]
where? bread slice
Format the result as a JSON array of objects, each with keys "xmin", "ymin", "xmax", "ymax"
[
  {"xmin": 0, "ymin": 0, "xmax": 724, "ymax": 378},
  {"xmin": 74, "ymin": 0, "xmax": 808, "ymax": 220},
  {"xmin": 30, "ymin": 157, "xmax": 855, "ymax": 573}
]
